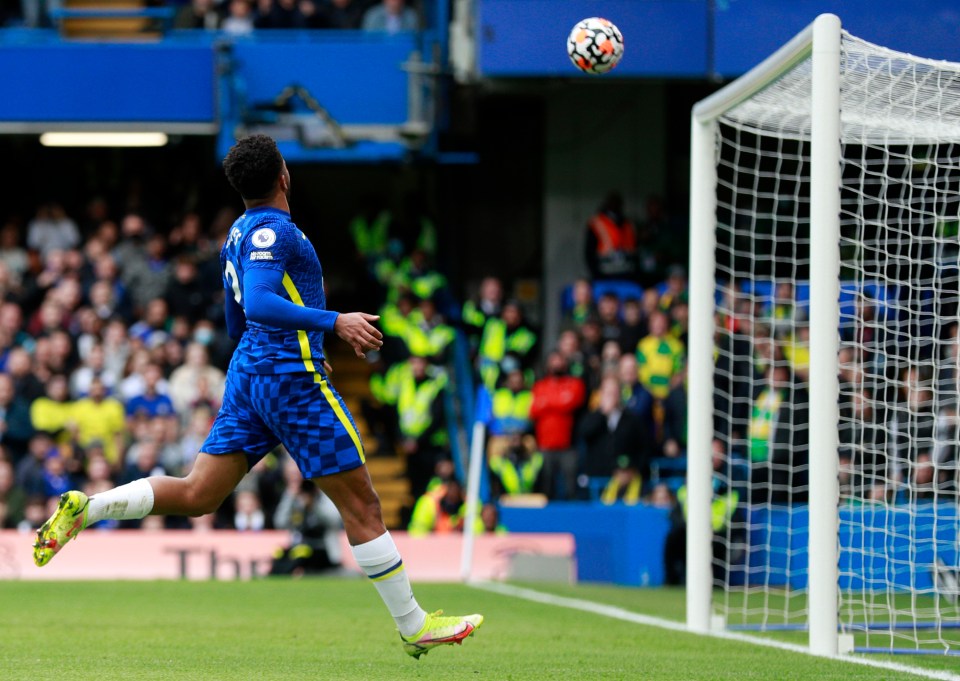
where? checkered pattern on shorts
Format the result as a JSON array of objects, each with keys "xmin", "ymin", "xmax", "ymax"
[{"xmin": 202, "ymin": 370, "xmax": 365, "ymax": 478}]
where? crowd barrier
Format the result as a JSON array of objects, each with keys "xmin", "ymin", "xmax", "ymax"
[
  {"xmin": 729, "ymin": 503, "xmax": 960, "ymax": 590},
  {"xmin": 0, "ymin": 530, "xmax": 574, "ymax": 582},
  {"xmin": 498, "ymin": 502, "xmax": 672, "ymax": 587}
]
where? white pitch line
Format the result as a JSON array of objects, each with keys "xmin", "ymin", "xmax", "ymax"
[{"xmin": 471, "ymin": 581, "xmax": 960, "ymax": 681}]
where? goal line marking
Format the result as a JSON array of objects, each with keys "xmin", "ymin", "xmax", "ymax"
[{"xmin": 470, "ymin": 581, "xmax": 960, "ymax": 681}]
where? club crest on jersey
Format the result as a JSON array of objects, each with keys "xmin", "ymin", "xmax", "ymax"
[{"xmin": 252, "ymin": 228, "xmax": 277, "ymax": 249}]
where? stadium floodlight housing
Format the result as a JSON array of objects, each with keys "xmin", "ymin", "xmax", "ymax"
[
  {"xmin": 689, "ymin": 13, "xmax": 960, "ymax": 657},
  {"xmin": 39, "ymin": 132, "xmax": 169, "ymax": 147}
]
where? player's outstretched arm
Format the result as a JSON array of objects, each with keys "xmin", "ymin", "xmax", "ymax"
[
  {"xmin": 334, "ymin": 312, "xmax": 383, "ymax": 359},
  {"xmin": 243, "ymin": 269, "xmax": 382, "ymax": 358},
  {"xmin": 244, "ymin": 268, "xmax": 339, "ymax": 332}
]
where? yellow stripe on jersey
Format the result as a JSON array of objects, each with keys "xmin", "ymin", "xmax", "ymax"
[
  {"xmin": 315, "ymin": 373, "xmax": 365, "ymax": 464},
  {"xmin": 281, "ymin": 272, "xmax": 317, "ymax": 373},
  {"xmin": 281, "ymin": 271, "xmax": 365, "ymax": 464}
]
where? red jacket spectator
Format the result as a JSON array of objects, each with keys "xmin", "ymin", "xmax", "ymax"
[{"xmin": 529, "ymin": 352, "xmax": 586, "ymax": 450}]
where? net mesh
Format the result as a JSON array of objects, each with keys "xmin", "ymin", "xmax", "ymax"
[{"xmin": 710, "ymin": 32, "xmax": 960, "ymax": 652}]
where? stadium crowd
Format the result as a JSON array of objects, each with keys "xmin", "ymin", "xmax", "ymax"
[
  {"xmin": 391, "ymin": 187, "xmax": 960, "ymax": 544},
  {"xmin": 6, "ymin": 0, "xmax": 421, "ymax": 33},
  {"xmin": 716, "ymin": 279, "xmax": 960, "ymax": 505},
  {"xmin": 0, "ymin": 202, "xmax": 261, "ymax": 532},
  {"xmin": 357, "ymin": 191, "xmax": 693, "ymax": 536},
  {"xmin": 4, "ymin": 183, "xmax": 948, "ymax": 550},
  {"xmin": 0, "ymin": 188, "xmax": 695, "ymax": 539}
]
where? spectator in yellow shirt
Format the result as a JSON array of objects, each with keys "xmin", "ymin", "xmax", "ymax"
[
  {"xmin": 69, "ymin": 377, "xmax": 125, "ymax": 467},
  {"xmin": 635, "ymin": 311, "xmax": 685, "ymax": 400},
  {"xmin": 30, "ymin": 374, "xmax": 74, "ymax": 443}
]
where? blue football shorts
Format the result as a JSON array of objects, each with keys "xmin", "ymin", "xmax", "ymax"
[{"xmin": 201, "ymin": 369, "xmax": 366, "ymax": 478}]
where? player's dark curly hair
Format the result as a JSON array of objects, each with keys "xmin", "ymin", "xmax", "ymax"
[{"xmin": 222, "ymin": 134, "xmax": 284, "ymax": 201}]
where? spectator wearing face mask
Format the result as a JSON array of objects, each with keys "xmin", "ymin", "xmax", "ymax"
[
  {"xmin": 168, "ymin": 342, "xmax": 226, "ymax": 415},
  {"xmin": 192, "ymin": 319, "xmax": 233, "ymax": 370}
]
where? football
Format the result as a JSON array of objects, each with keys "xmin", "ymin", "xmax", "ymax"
[{"xmin": 567, "ymin": 17, "xmax": 624, "ymax": 74}]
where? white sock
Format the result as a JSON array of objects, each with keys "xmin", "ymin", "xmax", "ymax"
[
  {"xmin": 351, "ymin": 532, "xmax": 426, "ymax": 637},
  {"xmin": 87, "ymin": 479, "xmax": 155, "ymax": 525}
]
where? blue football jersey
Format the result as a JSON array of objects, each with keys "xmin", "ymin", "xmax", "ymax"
[{"xmin": 221, "ymin": 206, "xmax": 329, "ymax": 374}]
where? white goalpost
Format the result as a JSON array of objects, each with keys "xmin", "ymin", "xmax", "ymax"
[{"xmin": 689, "ymin": 13, "xmax": 960, "ymax": 656}]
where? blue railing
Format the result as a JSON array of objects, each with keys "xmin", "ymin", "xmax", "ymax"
[{"xmin": 448, "ymin": 330, "xmax": 476, "ymax": 485}]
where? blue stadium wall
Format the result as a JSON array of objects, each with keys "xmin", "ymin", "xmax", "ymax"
[
  {"xmin": 478, "ymin": 0, "xmax": 960, "ymax": 77},
  {"xmin": 1, "ymin": 1, "xmax": 958, "ymax": 147}
]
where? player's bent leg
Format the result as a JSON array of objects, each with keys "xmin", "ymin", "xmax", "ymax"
[
  {"xmin": 313, "ymin": 464, "xmax": 385, "ymax": 544},
  {"xmin": 33, "ymin": 453, "xmax": 249, "ymax": 567},
  {"xmin": 150, "ymin": 452, "xmax": 249, "ymax": 516},
  {"xmin": 315, "ymin": 465, "xmax": 483, "ymax": 659}
]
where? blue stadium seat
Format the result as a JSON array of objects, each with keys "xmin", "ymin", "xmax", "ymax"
[
  {"xmin": 838, "ymin": 280, "xmax": 897, "ymax": 321},
  {"xmin": 594, "ymin": 280, "xmax": 644, "ymax": 304},
  {"xmin": 738, "ymin": 280, "xmax": 810, "ymax": 307},
  {"xmin": 734, "ymin": 279, "xmax": 897, "ymax": 322},
  {"xmin": 560, "ymin": 279, "xmax": 643, "ymax": 314}
]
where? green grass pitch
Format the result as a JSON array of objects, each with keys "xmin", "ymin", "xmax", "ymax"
[{"xmin": 0, "ymin": 579, "xmax": 954, "ymax": 680}]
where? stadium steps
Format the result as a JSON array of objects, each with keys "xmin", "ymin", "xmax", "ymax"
[{"xmin": 327, "ymin": 348, "xmax": 411, "ymax": 530}]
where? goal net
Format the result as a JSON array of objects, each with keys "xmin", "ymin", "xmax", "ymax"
[{"xmin": 688, "ymin": 14, "xmax": 960, "ymax": 656}]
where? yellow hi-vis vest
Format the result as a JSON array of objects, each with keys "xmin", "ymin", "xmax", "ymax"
[
  {"xmin": 489, "ymin": 452, "xmax": 544, "ymax": 495},
  {"xmin": 349, "ymin": 210, "xmax": 391, "ymax": 258},
  {"xmin": 478, "ymin": 319, "xmax": 537, "ymax": 388},
  {"xmin": 397, "ymin": 369, "xmax": 448, "ymax": 443},
  {"xmin": 408, "ymin": 487, "xmax": 457, "ymax": 536},
  {"xmin": 749, "ymin": 388, "xmax": 783, "ymax": 463},
  {"xmin": 370, "ymin": 362, "xmax": 413, "ymax": 405},
  {"xmin": 406, "ymin": 322, "xmax": 456, "ymax": 359},
  {"xmin": 380, "ymin": 303, "xmax": 417, "ymax": 339},
  {"xmin": 461, "ymin": 299, "xmax": 488, "ymax": 329},
  {"xmin": 677, "ymin": 485, "xmax": 739, "ymax": 533},
  {"xmin": 601, "ymin": 475, "xmax": 643, "ymax": 505},
  {"xmin": 408, "ymin": 495, "xmax": 490, "ymax": 537},
  {"xmin": 490, "ymin": 388, "xmax": 533, "ymax": 434}
]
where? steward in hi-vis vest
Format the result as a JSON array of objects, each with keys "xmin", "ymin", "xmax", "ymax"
[
  {"xmin": 461, "ymin": 276, "xmax": 504, "ymax": 353},
  {"xmin": 477, "ymin": 301, "xmax": 537, "ymax": 391},
  {"xmin": 395, "ymin": 356, "xmax": 449, "ymax": 499},
  {"xmin": 489, "ymin": 370, "xmax": 533, "ymax": 437},
  {"xmin": 488, "ymin": 434, "xmax": 545, "ymax": 498},
  {"xmin": 585, "ymin": 192, "xmax": 638, "ymax": 280}
]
